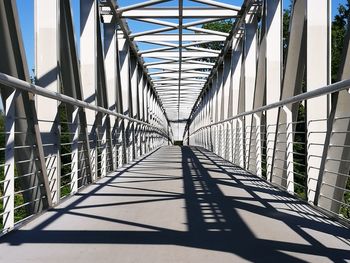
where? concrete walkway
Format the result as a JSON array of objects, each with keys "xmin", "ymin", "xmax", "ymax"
[{"xmin": 0, "ymin": 146, "xmax": 349, "ymax": 263}]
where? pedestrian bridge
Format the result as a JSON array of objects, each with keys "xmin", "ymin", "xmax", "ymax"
[{"xmin": 0, "ymin": 0, "xmax": 350, "ymax": 262}]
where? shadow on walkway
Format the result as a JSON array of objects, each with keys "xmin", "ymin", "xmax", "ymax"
[{"xmin": 1, "ymin": 146, "xmax": 349, "ymax": 262}]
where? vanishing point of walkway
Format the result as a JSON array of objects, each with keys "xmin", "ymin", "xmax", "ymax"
[{"xmin": 0, "ymin": 146, "xmax": 349, "ymax": 262}]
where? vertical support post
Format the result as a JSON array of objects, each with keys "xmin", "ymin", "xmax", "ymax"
[
  {"xmin": 230, "ymin": 39, "xmax": 243, "ymax": 165},
  {"xmin": 218, "ymin": 124, "xmax": 222, "ymax": 157},
  {"xmin": 211, "ymin": 76, "xmax": 218, "ymax": 154},
  {"xmin": 216, "ymin": 66, "xmax": 224, "ymax": 157},
  {"xmin": 130, "ymin": 58, "xmax": 138, "ymax": 160},
  {"xmin": 148, "ymin": 95, "xmax": 153, "ymax": 150},
  {"xmin": 223, "ymin": 53, "xmax": 232, "ymax": 160},
  {"xmin": 230, "ymin": 120, "xmax": 234, "ymax": 163},
  {"xmin": 80, "ymin": 0, "xmax": 98, "ymax": 181},
  {"xmin": 101, "ymin": 114, "xmax": 108, "ymax": 177},
  {"xmin": 208, "ymin": 84, "xmax": 214, "ymax": 151},
  {"xmin": 306, "ymin": 0, "xmax": 330, "ymax": 203},
  {"xmin": 71, "ymin": 108, "xmax": 79, "ymax": 194},
  {"xmin": 103, "ymin": 21, "xmax": 118, "ymax": 171},
  {"xmin": 238, "ymin": 117, "xmax": 245, "ymax": 168},
  {"xmin": 57, "ymin": 0, "xmax": 93, "ymax": 186},
  {"xmin": 3, "ymin": 91, "xmax": 18, "ymax": 230},
  {"xmin": 146, "ymin": 87, "xmax": 150, "ymax": 152},
  {"xmin": 265, "ymin": 0, "xmax": 282, "ymax": 181},
  {"xmin": 151, "ymin": 95, "xmax": 155, "ymax": 149},
  {"xmin": 223, "ymin": 122, "xmax": 227, "ymax": 160},
  {"xmin": 244, "ymin": 17, "xmax": 257, "ymax": 172},
  {"xmin": 254, "ymin": 113, "xmax": 262, "ymax": 177},
  {"xmin": 144, "ymin": 83, "xmax": 149, "ymax": 153},
  {"xmin": 138, "ymin": 71, "xmax": 144, "ymax": 157},
  {"xmin": 35, "ymin": 0, "xmax": 60, "ymax": 204},
  {"xmin": 272, "ymin": 0, "xmax": 306, "ymax": 186},
  {"xmin": 316, "ymin": 2, "xmax": 350, "ymax": 213},
  {"xmin": 283, "ymin": 106, "xmax": 294, "ymax": 193},
  {"xmin": 118, "ymin": 31, "xmax": 131, "ymax": 163}
]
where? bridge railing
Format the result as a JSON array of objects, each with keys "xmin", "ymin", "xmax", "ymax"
[
  {"xmin": 184, "ymin": 79, "xmax": 350, "ymax": 224},
  {"xmin": 0, "ymin": 73, "xmax": 170, "ymax": 234}
]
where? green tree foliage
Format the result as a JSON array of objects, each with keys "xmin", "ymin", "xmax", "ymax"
[
  {"xmin": 201, "ymin": 19, "xmax": 233, "ymax": 51},
  {"xmin": 283, "ymin": 6, "xmax": 291, "ymax": 64},
  {"xmin": 293, "ymin": 104, "xmax": 307, "ymax": 200},
  {"xmin": 198, "ymin": 19, "xmax": 233, "ymax": 64},
  {"xmin": 332, "ymin": 0, "xmax": 350, "ymax": 82},
  {"xmin": 59, "ymin": 104, "xmax": 73, "ymax": 198}
]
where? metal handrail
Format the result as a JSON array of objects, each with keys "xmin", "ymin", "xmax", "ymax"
[
  {"xmin": 187, "ymin": 78, "xmax": 350, "ymax": 137},
  {"xmin": 0, "ymin": 73, "xmax": 170, "ymax": 140}
]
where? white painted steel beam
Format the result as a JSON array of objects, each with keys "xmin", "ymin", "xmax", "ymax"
[
  {"xmin": 150, "ymin": 71, "xmax": 210, "ymax": 77},
  {"xmin": 244, "ymin": 18, "xmax": 257, "ymax": 172},
  {"xmin": 80, "ymin": 0, "xmax": 98, "ymax": 181},
  {"xmin": 306, "ymin": 0, "xmax": 330, "ymax": 203},
  {"xmin": 134, "ymin": 34, "xmax": 226, "ymax": 42},
  {"xmin": 122, "ymin": 8, "xmax": 239, "ymax": 18},
  {"xmin": 142, "ymin": 51, "xmax": 219, "ymax": 58},
  {"xmin": 3, "ymin": 91, "xmax": 18, "ymax": 230},
  {"xmin": 272, "ymin": 0, "xmax": 306, "ymax": 188},
  {"xmin": 265, "ymin": 0, "xmax": 282, "ymax": 182},
  {"xmin": 118, "ymin": 31, "xmax": 133, "ymax": 162},
  {"xmin": 130, "ymin": 58, "xmax": 139, "ymax": 160},
  {"xmin": 35, "ymin": 0, "xmax": 60, "ymax": 204},
  {"xmin": 147, "ymin": 64, "xmax": 213, "ymax": 70},
  {"xmin": 104, "ymin": 22, "xmax": 119, "ymax": 170}
]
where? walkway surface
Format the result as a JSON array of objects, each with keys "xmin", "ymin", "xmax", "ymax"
[{"xmin": 0, "ymin": 146, "xmax": 349, "ymax": 262}]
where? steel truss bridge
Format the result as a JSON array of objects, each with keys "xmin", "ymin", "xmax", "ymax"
[{"xmin": 0, "ymin": 0, "xmax": 349, "ymax": 262}]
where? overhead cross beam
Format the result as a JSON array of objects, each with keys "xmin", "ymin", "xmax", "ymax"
[
  {"xmin": 121, "ymin": 8, "xmax": 239, "ymax": 18},
  {"xmin": 109, "ymin": 0, "xmax": 239, "ymax": 125}
]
